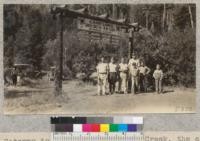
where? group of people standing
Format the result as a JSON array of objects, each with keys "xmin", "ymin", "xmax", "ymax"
[{"xmin": 96, "ymin": 52, "xmax": 164, "ymax": 95}]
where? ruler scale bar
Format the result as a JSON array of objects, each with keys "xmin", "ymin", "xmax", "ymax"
[{"xmin": 52, "ymin": 132, "xmax": 143, "ymax": 141}]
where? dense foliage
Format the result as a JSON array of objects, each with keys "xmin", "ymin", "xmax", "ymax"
[{"xmin": 4, "ymin": 4, "xmax": 196, "ymax": 87}]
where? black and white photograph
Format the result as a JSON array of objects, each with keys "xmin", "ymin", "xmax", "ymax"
[{"xmin": 3, "ymin": 4, "xmax": 196, "ymax": 114}]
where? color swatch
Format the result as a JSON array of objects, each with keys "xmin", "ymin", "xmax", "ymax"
[
  {"xmin": 51, "ymin": 117, "xmax": 143, "ymax": 133},
  {"xmin": 118, "ymin": 124, "xmax": 128, "ymax": 132},
  {"xmin": 100, "ymin": 124, "xmax": 109, "ymax": 132},
  {"xmin": 110, "ymin": 124, "xmax": 118, "ymax": 132}
]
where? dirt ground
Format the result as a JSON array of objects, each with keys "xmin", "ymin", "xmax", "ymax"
[{"xmin": 4, "ymin": 79, "xmax": 196, "ymax": 115}]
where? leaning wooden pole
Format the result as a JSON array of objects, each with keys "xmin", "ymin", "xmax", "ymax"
[{"xmin": 188, "ymin": 5, "xmax": 194, "ymax": 29}]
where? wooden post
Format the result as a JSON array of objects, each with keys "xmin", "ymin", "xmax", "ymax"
[
  {"xmin": 55, "ymin": 12, "xmax": 64, "ymax": 96},
  {"xmin": 128, "ymin": 28, "xmax": 134, "ymax": 59}
]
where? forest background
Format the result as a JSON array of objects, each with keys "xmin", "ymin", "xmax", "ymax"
[{"xmin": 4, "ymin": 4, "xmax": 196, "ymax": 87}]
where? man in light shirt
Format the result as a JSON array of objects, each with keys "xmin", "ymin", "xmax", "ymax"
[
  {"xmin": 138, "ymin": 61, "xmax": 151, "ymax": 92},
  {"xmin": 96, "ymin": 57, "xmax": 108, "ymax": 95},
  {"xmin": 108, "ymin": 57, "xmax": 117, "ymax": 94},
  {"xmin": 129, "ymin": 63, "xmax": 139, "ymax": 94},
  {"xmin": 128, "ymin": 52, "xmax": 140, "ymax": 68},
  {"xmin": 153, "ymin": 64, "xmax": 164, "ymax": 94},
  {"xmin": 119, "ymin": 57, "xmax": 129, "ymax": 94}
]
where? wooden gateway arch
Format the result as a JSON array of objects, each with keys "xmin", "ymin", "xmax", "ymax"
[{"xmin": 51, "ymin": 5, "xmax": 141, "ymax": 95}]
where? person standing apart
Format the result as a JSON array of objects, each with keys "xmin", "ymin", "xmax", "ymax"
[
  {"xmin": 96, "ymin": 57, "xmax": 109, "ymax": 95},
  {"xmin": 130, "ymin": 63, "xmax": 139, "ymax": 94},
  {"xmin": 119, "ymin": 57, "xmax": 129, "ymax": 94},
  {"xmin": 11, "ymin": 67, "xmax": 18, "ymax": 86},
  {"xmin": 138, "ymin": 61, "xmax": 151, "ymax": 92},
  {"xmin": 108, "ymin": 57, "xmax": 117, "ymax": 94},
  {"xmin": 153, "ymin": 64, "xmax": 164, "ymax": 94}
]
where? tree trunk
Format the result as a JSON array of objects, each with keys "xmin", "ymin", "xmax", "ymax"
[
  {"xmin": 145, "ymin": 10, "xmax": 149, "ymax": 29},
  {"xmin": 168, "ymin": 11, "xmax": 173, "ymax": 31},
  {"xmin": 188, "ymin": 5, "xmax": 194, "ymax": 29},
  {"xmin": 112, "ymin": 4, "xmax": 116, "ymax": 19},
  {"xmin": 162, "ymin": 4, "xmax": 166, "ymax": 32},
  {"xmin": 166, "ymin": 10, "xmax": 169, "ymax": 26},
  {"xmin": 129, "ymin": 5, "xmax": 135, "ymax": 23}
]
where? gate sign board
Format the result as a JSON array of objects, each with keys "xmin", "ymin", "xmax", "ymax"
[{"xmin": 76, "ymin": 17, "xmax": 128, "ymax": 46}]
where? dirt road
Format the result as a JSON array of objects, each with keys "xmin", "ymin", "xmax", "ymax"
[{"xmin": 4, "ymin": 80, "xmax": 196, "ymax": 114}]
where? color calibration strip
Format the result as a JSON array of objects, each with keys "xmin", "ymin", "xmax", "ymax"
[{"xmin": 51, "ymin": 117, "xmax": 143, "ymax": 132}]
